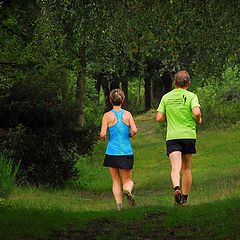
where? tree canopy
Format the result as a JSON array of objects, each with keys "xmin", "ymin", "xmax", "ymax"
[{"xmin": 0, "ymin": 0, "xmax": 239, "ymax": 185}]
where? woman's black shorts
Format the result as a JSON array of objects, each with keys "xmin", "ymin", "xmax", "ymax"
[
  {"xmin": 166, "ymin": 139, "xmax": 196, "ymax": 156},
  {"xmin": 103, "ymin": 154, "xmax": 134, "ymax": 169}
]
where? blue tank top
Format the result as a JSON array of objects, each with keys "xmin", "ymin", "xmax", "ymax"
[{"xmin": 105, "ymin": 109, "xmax": 134, "ymax": 156}]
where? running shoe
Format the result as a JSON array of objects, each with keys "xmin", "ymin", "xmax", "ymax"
[
  {"xmin": 181, "ymin": 196, "xmax": 188, "ymax": 206},
  {"xmin": 182, "ymin": 199, "xmax": 188, "ymax": 206},
  {"xmin": 123, "ymin": 190, "xmax": 136, "ymax": 206},
  {"xmin": 117, "ymin": 203, "xmax": 122, "ymax": 211},
  {"xmin": 174, "ymin": 189, "xmax": 182, "ymax": 205}
]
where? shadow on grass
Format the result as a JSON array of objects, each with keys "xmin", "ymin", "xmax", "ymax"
[{"xmin": 0, "ymin": 196, "xmax": 239, "ymax": 240}]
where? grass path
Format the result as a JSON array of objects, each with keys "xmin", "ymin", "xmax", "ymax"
[{"xmin": 0, "ymin": 111, "xmax": 240, "ymax": 239}]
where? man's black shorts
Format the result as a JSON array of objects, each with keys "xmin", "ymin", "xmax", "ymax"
[{"xmin": 166, "ymin": 139, "xmax": 196, "ymax": 156}]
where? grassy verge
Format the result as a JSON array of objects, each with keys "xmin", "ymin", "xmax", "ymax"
[{"xmin": 0, "ymin": 111, "xmax": 239, "ymax": 239}]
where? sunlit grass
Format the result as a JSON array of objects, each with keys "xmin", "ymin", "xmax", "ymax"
[{"xmin": 0, "ymin": 111, "xmax": 239, "ymax": 239}]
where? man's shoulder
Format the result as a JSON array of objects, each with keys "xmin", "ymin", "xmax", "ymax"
[
  {"xmin": 186, "ymin": 90, "xmax": 198, "ymax": 98},
  {"xmin": 162, "ymin": 89, "xmax": 175, "ymax": 98}
]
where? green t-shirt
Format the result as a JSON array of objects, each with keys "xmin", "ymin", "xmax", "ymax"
[{"xmin": 157, "ymin": 88, "xmax": 200, "ymax": 141}]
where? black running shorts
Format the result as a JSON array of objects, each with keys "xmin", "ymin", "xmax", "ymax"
[
  {"xmin": 166, "ymin": 139, "xmax": 196, "ymax": 156},
  {"xmin": 103, "ymin": 154, "xmax": 134, "ymax": 169}
]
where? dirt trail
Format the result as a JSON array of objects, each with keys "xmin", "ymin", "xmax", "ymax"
[{"xmin": 49, "ymin": 211, "xmax": 197, "ymax": 240}]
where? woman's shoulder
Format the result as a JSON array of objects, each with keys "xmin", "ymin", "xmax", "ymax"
[
  {"xmin": 104, "ymin": 110, "xmax": 115, "ymax": 117},
  {"xmin": 122, "ymin": 110, "xmax": 133, "ymax": 118},
  {"xmin": 102, "ymin": 111, "xmax": 112, "ymax": 120}
]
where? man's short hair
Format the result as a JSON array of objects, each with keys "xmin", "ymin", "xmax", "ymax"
[{"xmin": 174, "ymin": 70, "xmax": 190, "ymax": 87}]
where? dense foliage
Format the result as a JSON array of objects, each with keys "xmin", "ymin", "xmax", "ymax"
[{"xmin": 0, "ymin": 0, "xmax": 240, "ymax": 186}]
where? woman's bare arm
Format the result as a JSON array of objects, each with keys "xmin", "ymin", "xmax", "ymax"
[
  {"xmin": 100, "ymin": 114, "xmax": 108, "ymax": 141},
  {"xmin": 129, "ymin": 113, "xmax": 137, "ymax": 137}
]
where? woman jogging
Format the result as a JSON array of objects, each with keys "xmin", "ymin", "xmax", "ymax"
[{"xmin": 100, "ymin": 89, "xmax": 138, "ymax": 210}]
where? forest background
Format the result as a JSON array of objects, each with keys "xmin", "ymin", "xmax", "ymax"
[{"xmin": 0, "ymin": 0, "xmax": 240, "ymax": 188}]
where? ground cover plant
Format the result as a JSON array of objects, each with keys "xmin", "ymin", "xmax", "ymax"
[
  {"xmin": 0, "ymin": 154, "xmax": 20, "ymax": 199},
  {"xmin": 0, "ymin": 111, "xmax": 239, "ymax": 240}
]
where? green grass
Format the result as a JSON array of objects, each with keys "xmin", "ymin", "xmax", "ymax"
[
  {"xmin": 0, "ymin": 110, "xmax": 239, "ymax": 239},
  {"xmin": 0, "ymin": 154, "xmax": 20, "ymax": 199}
]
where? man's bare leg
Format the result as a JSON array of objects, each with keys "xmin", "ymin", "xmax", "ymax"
[
  {"xmin": 169, "ymin": 151, "xmax": 182, "ymax": 188},
  {"xmin": 169, "ymin": 151, "xmax": 182, "ymax": 205},
  {"xmin": 181, "ymin": 154, "xmax": 192, "ymax": 204}
]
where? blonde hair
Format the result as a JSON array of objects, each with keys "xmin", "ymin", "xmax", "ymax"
[
  {"xmin": 174, "ymin": 70, "xmax": 190, "ymax": 87},
  {"xmin": 109, "ymin": 89, "xmax": 125, "ymax": 106}
]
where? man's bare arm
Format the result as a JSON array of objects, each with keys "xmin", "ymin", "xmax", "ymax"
[
  {"xmin": 192, "ymin": 106, "xmax": 202, "ymax": 124},
  {"xmin": 156, "ymin": 112, "xmax": 166, "ymax": 122}
]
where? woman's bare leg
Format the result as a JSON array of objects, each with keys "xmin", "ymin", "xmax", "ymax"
[
  {"xmin": 120, "ymin": 169, "xmax": 135, "ymax": 205},
  {"xmin": 120, "ymin": 169, "xmax": 134, "ymax": 192},
  {"xmin": 109, "ymin": 167, "xmax": 122, "ymax": 207}
]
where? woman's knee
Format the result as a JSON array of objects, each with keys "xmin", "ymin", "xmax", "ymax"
[{"xmin": 121, "ymin": 169, "xmax": 132, "ymax": 178}]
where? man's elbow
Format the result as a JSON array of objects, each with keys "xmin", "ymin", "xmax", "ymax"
[
  {"xmin": 193, "ymin": 112, "xmax": 202, "ymax": 124},
  {"xmin": 192, "ymin": 107, "xmax": 201, "ymax": 117},
  {"xmin": 194, "ymin": 111, "xmax": 201, "ymax": 119}
]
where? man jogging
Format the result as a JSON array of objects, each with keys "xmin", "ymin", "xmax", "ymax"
[{"xmin": 156, "ymin": 70, "xmax": 202, "ymax": 205}]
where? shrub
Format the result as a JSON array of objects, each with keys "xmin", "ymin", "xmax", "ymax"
[
  {"xmin": 0, "ymin": 153, "xmax": 20, "ymax": 199},
  {"xmin": 0, "ymin": 123, "xmax": 98, "ymax": 187},
  {"xmin": 194, "ymin": 65, "xmax": 240, "ymax": 128},
  {"xmin": 0, "ymin": 80, "xmax": 99, "ymax": 187}
]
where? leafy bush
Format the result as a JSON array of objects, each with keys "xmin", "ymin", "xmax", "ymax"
[
  {"xmin": 0, "ymin": 81, "xmax": 99, "ymax": 187},
  {"xmin": 195, "ymin": 65, "xmax": 240, "ymax": 128},
  {"xmin": 0, "ymin": 153, "xmax": 20, "ymax": 199},
  {"xmin": 0, "ymin": 123, "xmax": 98, "ymax": 187}
]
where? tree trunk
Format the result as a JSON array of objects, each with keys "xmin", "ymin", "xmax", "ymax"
[
  {"xmin": 76, "ymin": 72, "xmax": 85, "ymax": 127},
  {"xmin": 110, "ymin": 75, "xmax": 120, "ymax": 90},
  {"xmin": 101, "ymin": 75, "xmax": 112, "ymax": 112},
  {"xmin": 94, "ymin": 73, "xmax": 112, "ymax": 112},
  {"xmin": 136, "ymin": 77, "xmax": 141, "ymax": 106},
  {"xmin": 162, "ymin": 72, "xmax": 172, "ymax": 95},
  {"xmin": 152, "ymin": 77, "xmax": 163, "ymax": 107},
  {"xmin": 95, "ymin": 78, "xmax": 101, "ymax": 105},
  {"xmin": 144, "ymin": 75, "xmax": 151, "ymax": 111},
  {"xmin": 121, "ymin": 77, "xmax": 128, "ymax": 109},
  {"xmin": 76, "ymin": 48, "xmax": 86, "ymax": 127}
]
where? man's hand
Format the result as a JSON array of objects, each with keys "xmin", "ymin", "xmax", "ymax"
[{"xmin": 156, "ymin": 112, "xmax": 165, "ymax": 122}]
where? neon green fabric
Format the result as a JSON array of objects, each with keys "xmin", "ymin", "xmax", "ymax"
[{"xmin": 157, "ymin": 88, "xmax": 200, "ymax": 140}]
